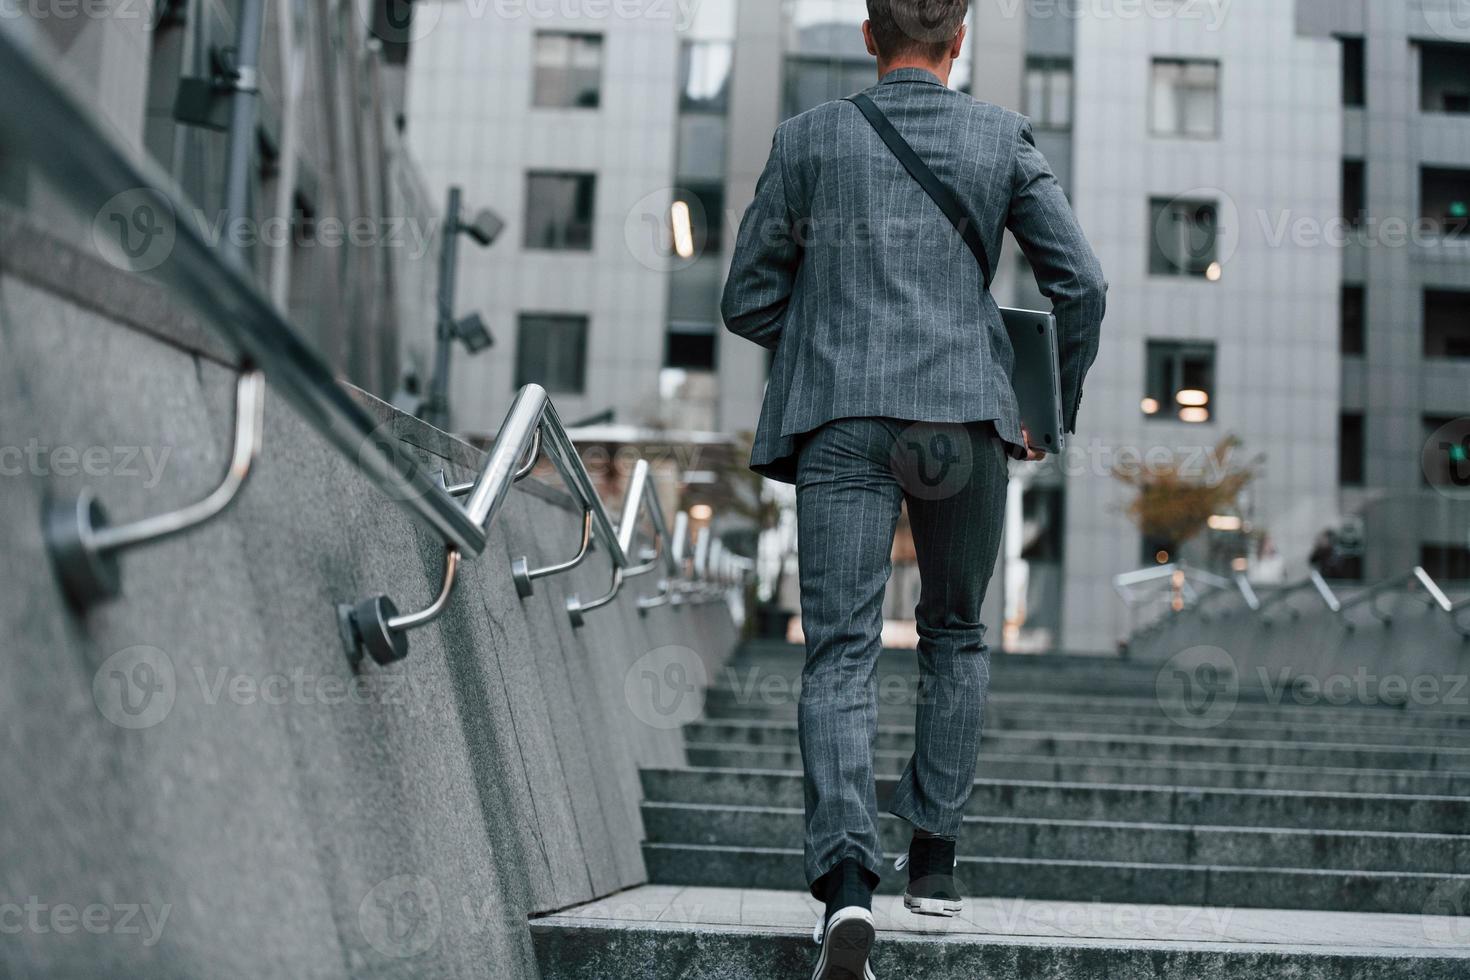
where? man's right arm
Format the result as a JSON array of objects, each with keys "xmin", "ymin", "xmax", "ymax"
[{"xmin": 1006, "ymin": 120, "xmax": 1107, "ymax": 433}]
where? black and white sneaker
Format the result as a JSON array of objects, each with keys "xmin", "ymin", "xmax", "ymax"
[
  {"xmin": 895, "ymin": 836, "xmax": 963, "ymax": 917},
  {"xmin": 811, "ymin": 858, "xmax": 877, "ymax": 980},
  {"xmin": 811, "ymin": 907, "xmax": 876, "ymax": 980}
]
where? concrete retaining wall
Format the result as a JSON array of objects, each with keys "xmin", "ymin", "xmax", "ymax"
[{"xmin": 0, "ymin": 213, "xmax": 739, "ymax": 978}]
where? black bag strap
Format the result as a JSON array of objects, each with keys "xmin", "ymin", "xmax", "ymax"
[{"xmin": 846, "ymin": 92, "xmax": 993, "ymax": 290}]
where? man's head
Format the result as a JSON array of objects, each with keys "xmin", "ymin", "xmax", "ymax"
[{"xmin": 863, "ymin": 0, "xmax": 969, "ymax": 69}]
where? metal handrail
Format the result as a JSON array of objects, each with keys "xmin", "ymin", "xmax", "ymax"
[
  {"xmin": 0, "ymin": 26, "xmax": 486, "ymax": 555},
  {"xmin": 1335, "ymin": 566, "xmax": 1452, "ymax": 628},
  {"xmin": 342, "ymin": 388, "xmax": 734, "ymax": 662},
  {"xmin": 44, "ymin": 369, "xmax": 266, "ymax": 608}
]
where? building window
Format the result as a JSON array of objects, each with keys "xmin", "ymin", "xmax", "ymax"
[
  {"xmin": 1425, "ymin": 290, "xmax": 1470, "ymax": 358},
  {"xmin": 1143, "ymin": 341, "xmax": 1216, "ymax": 423},
  {"xmin": 783, "ymin": 57, "xmax": 872, "ymax": 119},
  {"xmin": 1421, "ymin": 167, "xmax": 1470, "ymax": 238},
  {"xmin": 1424, "ymin": 415, "xmax": 1470, "ymax": 492},
  {"xmin": 1150, "ymin": 58, "xmax": 1220, "ymax": 138},
  {"xmin": 1341, "ymin": 285, "xmax": 1365, "ymax": 355},
  {"xmin": 1422, "ymin": 544, "xmax": 1470, "ymax": 581},
  {"xmin": 1339, "ymin": 414, "xmax": 1365, "ymax": 486},
  {"xmin": 1343, "ymin": 159, "xmax": 1366, "ymax": 228},
  {"xmin": 533, "ymin": 32, "xmax": 603, "ymax": 108},
  {"xmin": 1024, "ymin": 57, "xmax": 1072, "ymax": 131},
  {"xmin": 670, "ymin": 183, "xmax": 726, "ymax": 258},
  {"xmin": 1339, "ymin": 35, "xmax": 1365, "ymax": 108},
  {"xmin": 680, "ymin": 41, "xmax": 733, "ymax": 114},
  {"xmin": 524, "ymin": 172, "xmax": 596, "ymax": 251},
  {"xmin": 1419, "ymin": 41, "xmax": 1470, "ymax": 114},
  {"xmin": 1149, "ymin": 198, "xmax": 1220, "ymax": 278},
  {"xmin": 516, "ymin": 314, "xmax": 588, "ymax": 394},
  {"xmin": 666, "ymin": 324, "xmax": 717, "ymax": 370}
]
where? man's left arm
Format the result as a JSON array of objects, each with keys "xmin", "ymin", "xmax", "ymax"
[{"xmin": 721, "ymin": 125, "xmax": 802, "ymax": 350}]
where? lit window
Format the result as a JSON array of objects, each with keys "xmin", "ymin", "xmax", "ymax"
[{"xmin": 1144, "ymin": 341, "xmax": 1216, "ymax": 423}]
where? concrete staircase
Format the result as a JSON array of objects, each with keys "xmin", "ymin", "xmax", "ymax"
[{"xmin": 533, "ymin": 641, "xmax": 1470, "ymax": 977}]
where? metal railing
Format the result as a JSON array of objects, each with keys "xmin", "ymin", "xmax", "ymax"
[
  {"xmin": 0, "ymin": 25, "xmax": 486, "ymax": 560},
  {"xmin": 0, "ymin": 29, "xmax": 751, "ymax": 653},
  {"xmin": 1114, "ymin": 562, "xmax": 1470, "ymax": 640}
]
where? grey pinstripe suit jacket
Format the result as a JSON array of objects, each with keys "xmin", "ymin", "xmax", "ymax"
[{"xmin": 721, "ymin": 68, "xmax": 1107, "ymax": 483}]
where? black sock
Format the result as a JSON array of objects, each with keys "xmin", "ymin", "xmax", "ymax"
[{"xmin": 822, "ymin": 858, "xmax": 875, "ymax": 923}]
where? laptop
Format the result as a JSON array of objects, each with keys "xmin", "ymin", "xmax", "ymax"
[{"xmin": 1002, "ymin": 307, "xmax": 1065, "ymax": 455}]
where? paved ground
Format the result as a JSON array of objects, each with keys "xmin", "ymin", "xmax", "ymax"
[{"xmin": 539, "ymin": 884, "xmax": 1470, "ymax": 956}]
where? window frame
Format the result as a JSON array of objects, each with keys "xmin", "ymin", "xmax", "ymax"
[
  {"xmin": 531, "ymin": 31, "xmax": 605, "ymax": 110},
  {"xmin": 523, "ymin": 170, "xmax": 598, "ymax": 252},
  {"xmin": 514, "ymin": 312, "xmax": 590, "ymax": 395},
  {"xmin": 1149, "ymin": 57, "xmax": 1222, "ymax": 140},
  {"xmin": 1143, "ymin": 339, "xmax": 1218, "ymax": 424}
]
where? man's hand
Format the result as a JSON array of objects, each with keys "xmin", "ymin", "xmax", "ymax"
[{"xmin": 1021, "ymin": 426, "xmax": 1048, "ymax": 462}]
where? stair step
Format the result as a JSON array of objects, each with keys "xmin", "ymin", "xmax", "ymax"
[
  {"xmin": 641, "ymin": 843, "xmax": 1469, "ymax": 916},
  {"xmin": 700, "ymin": 692, "xmax": 1470, "ymax": 746},
  {"xmin": 641, "ymin": 801, "xmax": 1470, "ymax": 874},
  {"xmin": 641, "ymin": 767, "xmax": 1470, "ymax": 834},
  {"xmin": 685, "ymin": 743, "xmax": 1470, "ymax": 796},
  {"xmin": 682, "ymin": 719, "xmax": 1470, "ymax": 773},
  {"xmin": 532, "ymin": 885, "xmax": 1470, "ymax": 979}
]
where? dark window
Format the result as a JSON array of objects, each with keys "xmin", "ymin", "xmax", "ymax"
[
  {"xmin": 1150, "ymin": 58, "xmax": 1220, "ymax": 138},
  {"xmin": 680, "ymin": 41, "xmax": 733, "ymax": 114},
  {"xmin": 533, "ymin": 32, "xmax": 603, "ymax": 108},
  {"xmin": 1339, "ymin": 35, "xmax": 1365, "ymax": 108},
  {"xmin": 1143, "ymin": 341, "xmax": 1216, "ymax": 423},
  {"xmin": 1421, "ymin": 167, "xmax": 1470, "ymax": 238},
  {"xmin": 516, "ymin": 314, "xmax": 588, "ymax": 394},
  {"xmin": 1150, "ymin": 198, "xmax": 1219, "ymax": 278},
  {"xmin": 1425, "ymin": 290, "xmax": 1470, "ymax": 358},
  {"xmin": 782, "ymin": 57, "xmax": 872, "ymax": 119},
  {"xmin": 1424, "ymin": 415, "xmax": 1469, "ymax": 489},
  {"xmin": 1422, "ymin": 544, "xmax": 1470, "ymax": 581},
  {"xmin": 1341, "ymin": 285, "xmax": 1365, "ymax": 355},
  {"xmin": 1021, "ymin": 486, "xmax": 1065, "ymax": 563},
  {"xmin": 1343, "ymin": 159, "xmax": 1366, "ymax": 228},
  {"xmin": 666, "ymin": 328, "xmax": 717, "ymax": 370},
  {"xmin": 1025, "ymin": 57, "xmax": 1073, "ymax": 130},
  {"xmin": 1419, "ymin": 41, "xmax": 1470, "ymax": 114},
  {"xmin": 524, "ymin": 172, "xmax": 596, "ymax": 251},
  {"xmin": 671, "ymin": 183, "xmax": 726, "ymax": 257},
  {"xmin": 1339, "ymin": 413, "xmax": 1365, "ymax": 487}
]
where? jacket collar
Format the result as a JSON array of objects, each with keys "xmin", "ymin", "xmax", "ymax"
[{"xmin": 879, "ymin": 67, "xmax": 945, "ymax": 87}]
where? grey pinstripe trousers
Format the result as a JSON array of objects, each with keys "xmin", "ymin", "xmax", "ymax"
[{"xmin": 795, "ymin": 417, "xmax": 1007, "ymax": 895}]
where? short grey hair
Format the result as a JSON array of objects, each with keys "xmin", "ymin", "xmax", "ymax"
[{"xmin": 866, "ymin": 0, "xmax": 970, "ymax": 59}]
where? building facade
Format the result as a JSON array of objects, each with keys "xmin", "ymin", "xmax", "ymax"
[{"xmin": 405, "ymin": 0, "xmax": 1469, "ymax": 652}]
